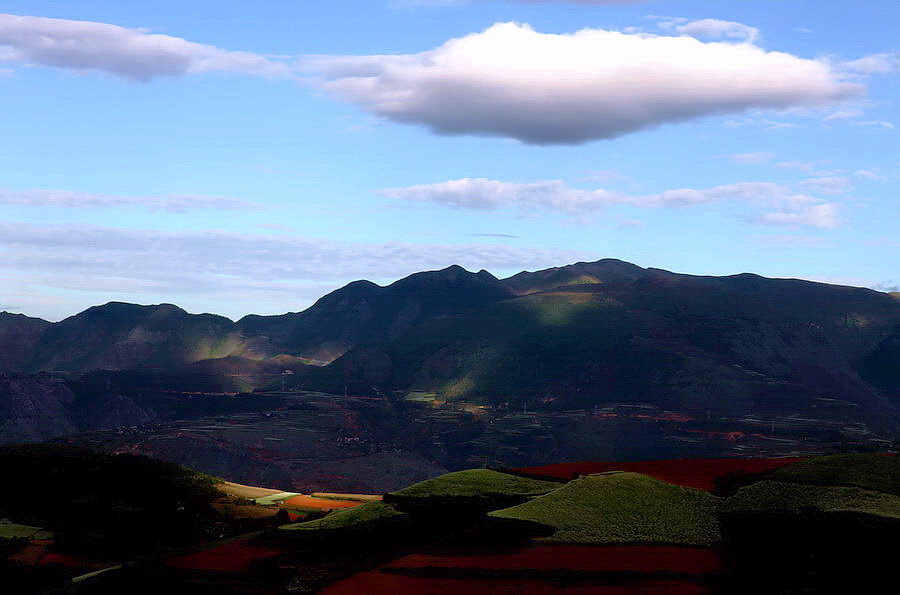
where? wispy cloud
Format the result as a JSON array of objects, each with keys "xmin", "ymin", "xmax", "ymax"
[
  {"xmin": 0, "ymin": 188, "xmax": 262, "ymax": 212},
  {"xmin": 840, "ymin": 52, "xmax": 900, "ymax": 75},
  {"xmin": 662, "ymin": 18, "xmax": 760, "ymax": 43},
  {"xmin": 0, "ymin": 13, "xmax": 290, "ymax": 81},
  {"xmin": 750, "ymin": 234, "xmax": 832, "ymax": 247},
  {"xmin": 755, "ymin": 204, "xmax": 838, "ymax": 229},
  {"xmin": 400, "ymin": 1, "xmax": 652, "ymax": 6},
  {"xmin": 379, "ymin": 178, "xmax": 840, "ymax": 228},
  {"xmin": 797, "ymin": 176, "xmax": 854, "ymax": 195},
  {"xmin": 0, "ymin": 222, "xmax": 586, "ymax": 301}
]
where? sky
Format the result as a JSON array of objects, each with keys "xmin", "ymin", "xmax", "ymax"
[{"xmin": 0, "ymin": 0, "xmax": 897, "ymax": 321}]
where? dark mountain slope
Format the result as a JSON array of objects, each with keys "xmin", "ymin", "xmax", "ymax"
[
  {"xmin": 28, "ymin": 302, "xmax": 258, "ymax": 372},
  {"xmin": 237, "ymin": 265, "xmax": 514, "ymax": 363},
  {"xmin": 300, "ymin": 263, "xmax": 900, "ymax": 428},
  {"xmin": 504, "ymin": 258, "xmax": 648, "ymax": 294},
  {"xmin": 0, "ymin": 312, "xmax": 51, "ymax": 372}
]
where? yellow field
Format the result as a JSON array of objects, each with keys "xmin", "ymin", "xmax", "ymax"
[{"xmin": 217, "ymin": 481, "xmax": 284, "ymax": 500}]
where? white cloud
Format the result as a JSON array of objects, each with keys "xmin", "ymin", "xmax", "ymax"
[
  {"xmin": 841, "ymin": 52, "xmax": 900, "ymax": 75},
  {"xmin": 757, "ymin": 204, "xmax": 839, "ymax": 229},
  {"xmin": 0, "ymin": 13, "xmax": 289, "ymax": 81},
  {"xmin": 379, "ymin": 177, "xmax": 837, "ymax": 228},
  {"xmin": 796, "ymin": 176, "xmax": 854, "ymax": 195},
  {"xmin": 673, "ymin": 19, "xmax": 760, "ymax": 43},
  {"xmin": 725, "ymin": 152, "xmax": 776, "ymax": 165},
  {"xmin": 303, "ymin": 22, "xmax": 859, "ymax": 144},
  {"xmin": 0, "ymin": 188, "xmax": 262, "ymax": 212}
]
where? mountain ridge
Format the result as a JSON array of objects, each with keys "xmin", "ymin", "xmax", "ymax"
[{"xmin": 0, "ymin": 259, "xmax": 897, "ymax": 437}]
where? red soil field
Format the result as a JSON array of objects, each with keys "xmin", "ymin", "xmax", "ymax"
[
  {"xmin": 6, "ymin": 540, "xmax": 112, "ymax": 570},
  {"xmin": 322, "ymin": 573, "xmax": 708, "ymax": 594},
  {"xmin": 280, "ymin": 495, "xmax": 363, "ymax": 510},
  {"xmin": 38, "ymin": 552, "xmax": 112, "ymax": 570},
  {"xmin": 389, "ymin": 545, "xmax": 722, "ymax": 575},
  {"xmin": 512, "ymin": 458, "xmax": 803, "ymax": 491},
  {"xmin": 165, "ymin": 539, "xmax": 283, "ymax": 573},
  {"xmin": 7, "ymin": 540, "xmax": 52, "ymax": 565}
]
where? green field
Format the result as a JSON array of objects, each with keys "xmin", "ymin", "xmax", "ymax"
[
  {"xmin": 279, "ymin": 501, "xmax": 407, "ymax": 533},
  {"xmin": 0, "ymin": 519, "xmax": 45, "ymax": 539},
  {"xmin": 488, "ymin": 472, "xmax": 722, "ymax": 545},
  {"xmin": 723, "ymin": 480, "xmax": 900, "ymax": 519},
  {"xmin": 253, "ymin": 492, "xmax": 299, "ymax": 506},
  {"xmin": 767, "ymin": 454, "xmax": 900, "ymax": 496}
]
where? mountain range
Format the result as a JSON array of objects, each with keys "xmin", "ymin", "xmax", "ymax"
[{"xmin": 1, "ymin": 259, "xmax": 899, "ymax": 445}]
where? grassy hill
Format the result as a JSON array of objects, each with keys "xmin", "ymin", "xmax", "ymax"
[
  {"xmin": 723, "ymin": 480, "xmax": 900, "ymax": 519},
  {"xmin": 766, "ymin": 453, "xmax": 900, "ymax": 495},
  {"xmin": 385, "ymin": 469, "xmax": 560, "ymax": 512},
  {"xmin": 488, "ymin": 472, "xmax": 721, "ymax": 545},
  {"xmin": 279, "ymin": 500, "xmax": 407, "ymax": 534}
]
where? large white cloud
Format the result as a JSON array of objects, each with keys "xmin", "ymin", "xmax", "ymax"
[
  {"xmin": 379, "ymin": 178, "xmax": 839, "ymax": 228},
  {"xmin": 0, "ymin": 188, "xmax": 262, "ymax": 212},
  {"xmin": 304, "ymin": 22, "xmax": 859, "ymax": 144},
  {"xmin": 0, "ymin": 13, "xmax": 289, "ymax": 81}
]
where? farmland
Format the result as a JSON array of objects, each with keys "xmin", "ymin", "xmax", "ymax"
[
  {"xmin": 3, "ymin": 452, "xmax": 897, "ymax": 593},
  {"xmin": 164, "ymin": 538, "xmax": 283, "ymax": 573},
  {"xmin": 280, "ymin": 494, "xmax": 364, "ymax": 510},
  {"xmin": 512, "ymin": 457, "xmax": 803, "ymax": 492},
  {"xmin": 50, "ymin": 390, "xmax": 892, "ymax": 497}
]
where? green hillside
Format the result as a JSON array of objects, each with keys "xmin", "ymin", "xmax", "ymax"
[
  {"xmin": 488, "ymin": 471, "xmax": 721, "ymax": 545},
  {"xmin": 279, "ymin": 500, "xmax": 407, "ymax": 533},
  {"xmin": 386, "ymin": 469, "xmax": 559, "ymax": 505},
  {"xmin": 724, "ymin": 480, "xmax": 900, "ymax": 519}
]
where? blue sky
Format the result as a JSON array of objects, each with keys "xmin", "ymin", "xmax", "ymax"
[{"xmin": 0, "ymin": 0, "xmax": 897, "ymax": 320}]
